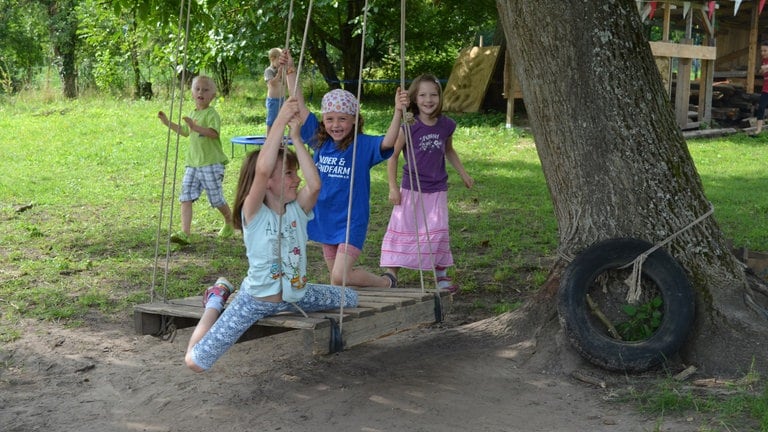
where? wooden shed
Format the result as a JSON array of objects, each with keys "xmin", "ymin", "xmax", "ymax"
[
  {"xmin": 483, "ymin": 1, "xmax": 768, "ymax": 130},
  {"xmin": 640, "ymin": 0, "xmax": 768, "ymax": 130}
]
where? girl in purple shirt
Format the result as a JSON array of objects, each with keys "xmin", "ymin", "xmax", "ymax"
[{"xmin": 380, "ymin": 74, "xmax": 474, "ymax": 293}]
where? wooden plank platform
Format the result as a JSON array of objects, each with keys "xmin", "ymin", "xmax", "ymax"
[{"xmin": 134, "ymin": 287, "xmax": 451, "ymax": 354}]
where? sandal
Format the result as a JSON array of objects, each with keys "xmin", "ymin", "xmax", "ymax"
[
  {"xmin": 381, "ymin": 272, "xmax": 398, "ymax": 288},
  {"xmin": 437, "ymin": 276, "xmax": 459, "ymax": 294},
  {"xmin": 203, "ymin": 277, "xmax": 234, "ymax": 307}
]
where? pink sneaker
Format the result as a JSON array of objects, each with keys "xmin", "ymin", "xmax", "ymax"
[
  {"xmin": 437, "ymin": 276, "xmax": 459, "ymax": 294},
  {"xmin": 202, "ymin": 277, "xmax": 234, "ymax": 307}
]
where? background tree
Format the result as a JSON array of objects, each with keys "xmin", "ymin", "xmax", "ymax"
[
  {"xmin": 2, "ymin": 0, "xmax": 498, "ymax": 98},
  {"xmin": 0, "ymin": 0, "xmax": 48, "ymax": 93},
  {"xmin": 46, "ymin": 0, "xmax": 80, "ymax": 98},
  {"xmin": 494, "ymin": 0, "xmax": 767, "ymax": 374},
  {"xmin": 292, "ymin": 0, "xmax": 496, "ymax": 92}
]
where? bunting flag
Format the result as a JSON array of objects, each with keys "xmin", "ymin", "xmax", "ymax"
[
  {"xmin": 761, "ymin": 0, "xmax": 766, "ymax": 15},
  {"xmin": 649, "ymin": 1, "xmax": 657, "ymax": 19},
  {"xmin": 734, "ymin": 0, "xmax": 742, "ymax": 16},
  {"xmin": 683, "ymin": 1, "xmax": 691, "ymax": 18},
  {"xmin": 708, "ymin": 1, "xmax": 715, "ymax": 20}
]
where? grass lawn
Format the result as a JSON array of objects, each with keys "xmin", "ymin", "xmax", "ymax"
[
  {"xmin": 3, "ymin": 80, "xmax": 768, "ymax": 326},
  {"xmin": 1, "ymin": 79, "xmax": 767, "ymax": 430}
]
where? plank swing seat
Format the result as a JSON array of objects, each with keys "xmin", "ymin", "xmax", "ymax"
[{"xmin": 133, "ymin": 287, "xmax": 451, "ymax": 354}]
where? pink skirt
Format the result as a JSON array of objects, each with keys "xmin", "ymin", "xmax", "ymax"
[{"xmin": 380, "ymin": 189, "xmax": 454, "ymax": 270}]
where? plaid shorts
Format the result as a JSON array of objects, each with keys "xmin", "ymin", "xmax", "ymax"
[{"xmin": 179, "ymin": 164, "xmax": 226, "ymax": 207}]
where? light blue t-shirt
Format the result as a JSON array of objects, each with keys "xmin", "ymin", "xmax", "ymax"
[{"xmin": 240, "ymin": 201, "xmax": 313, "ymax": 302}]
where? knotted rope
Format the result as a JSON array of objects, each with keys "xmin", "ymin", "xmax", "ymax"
[{"xmin": 621, "ymin": 203, "xmax": 714, "ymax": 303}]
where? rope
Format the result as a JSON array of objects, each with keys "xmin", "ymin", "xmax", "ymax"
[
  {"xmin": 150, "ymin": 0, "xmax": 192, "ymax": 303},
  {"xmin": 621, "ymin": 203, "xmax": 715, "ymax": 303},
  {"xmin": 278, "ymin": 0, "xmax": 314, "ymax": 319},
  {"xmin": 397, "ymin": 0, "xmax": 442, "ymax": 297},
  {"xmin": 335, "ymin": 0, "xmax": 371, "ymax": 336},
  {"xmin": 275, "ymin": 0, "xmax": 294, "ymax": 315}
]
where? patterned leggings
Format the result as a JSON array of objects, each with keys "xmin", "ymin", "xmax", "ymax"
[{"xmin": 189, "ymin": 284, "xmax": 359, "ymax": 371}]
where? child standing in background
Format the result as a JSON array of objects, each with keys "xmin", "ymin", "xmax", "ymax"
[
  {"xmin": 282, "ymin": 50, "xmax": 410, "ymax": 289},
  {"xmin": 751, "ymin": 42, "xmax": 768, "ymax": 137},
  {"xmin": 158, "ymin": 75, "xmax": 234, "ymax": 244},
  {"xmin": 184, "ymin": 98, "xmax": 359, "ymax": 372},
  {"xmin": 265, "ymin": 47, "xmax": 284, "ymax": 135},
  {"xmin": 380, "ymin": 74, "xmax": 474, "ymax": 293}
]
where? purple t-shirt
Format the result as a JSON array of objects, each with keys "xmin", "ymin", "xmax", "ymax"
[{"xmin": 401, "ymin": 115, "xmax": 456, "ymax": 193}]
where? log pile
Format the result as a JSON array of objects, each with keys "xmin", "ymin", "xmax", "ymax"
[{"xmin": 682, "ymin": 81, "xmax": 759, "ymax": 126}]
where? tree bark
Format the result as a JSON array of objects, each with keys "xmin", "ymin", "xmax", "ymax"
[
  {"xmin": 303, "ymin": 2, "xmax": 364, "ymax": 94},
  {"xmin": 495, "ymin": 0, "xmax": 767, "ymax": 374},
  {"xmin": 306, "ymin": 31, "xmax": 341, "ymax": 91},
  {"xmin": 339, "ymin": 0, "xmax": 363, "ymax": 94},
  {"xmin": 48, "ymin": 0, "xmax": 78, "ymax": 99}
]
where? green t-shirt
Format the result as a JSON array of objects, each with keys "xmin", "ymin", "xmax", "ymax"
[{"xmin": 181, "ymin": 107, "xmax": 228, "ymax": 167}]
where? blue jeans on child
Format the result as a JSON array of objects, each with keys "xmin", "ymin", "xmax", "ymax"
[
  {"xmin": 266, "ymin": 97, "xmax": 284, "ymax": 127},
  {"xmin": 189, "ymin": 284, "xmax": 359, "ymax": 370}
]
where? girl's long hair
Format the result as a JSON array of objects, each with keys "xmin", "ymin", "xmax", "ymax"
[
  {"xmin": 408, "ymin": 73, "xmax": 443, "ymax": 119},
  {"xmin": 232, "ymin": 148, "xmax": 298, "ymax": 230}
]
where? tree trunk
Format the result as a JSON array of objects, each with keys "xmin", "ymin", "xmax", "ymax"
[
  {"xmin": 495, "ymin": 0, "xmax": 767, "ymax": 374},
  {"xmin": 48, "ymin": 0, "xmax": 78, "ymax": 99},
  {"xmin": 306, "ymin": 33, "xmax": 341, "ymax": 91},
  {"xmin": 129, "ymin": 8, "xmax": 142, "ymax": 100},
  {"xmin": 303, "ymin": 2, "xmax": 364, "ymax": 94},
  {"xmin": 339, "ymin": 0, "xmax": 363, "ymax": 94},
  {"xmin": 213, "ymin": 60, "xmax": 232, "ymax": 97}
]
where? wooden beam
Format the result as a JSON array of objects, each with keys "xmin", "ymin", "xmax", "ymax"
[
  {"xmin": 697, "ymin": 6, "xmax": 714, "ymax": 37},
  {"xmin": 676, "ymin": 39, "xmax": 694, "ymax": 128},
  {"xmin": 504, "ymin": 47, "xmax": 515, "ymax": 128},
  {"xmin": 747, "ymin": 3, "xmax": 760, "ymax": 94},
  {"xmin": 649, "ymin": 41, "xmax": 717, "ymax": 59},
  {"xmin": 698, "ymin": 58, "xmax": 714, "ymax": 125}
]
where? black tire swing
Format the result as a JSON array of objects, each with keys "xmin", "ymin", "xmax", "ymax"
[{"xmin": 557, "ymin": 237, "xmax": 696, "ymax": 372}]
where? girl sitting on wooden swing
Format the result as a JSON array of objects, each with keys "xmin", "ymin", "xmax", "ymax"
[{"xmin": 184, "ymin": 98, "xmax": 358, "ymax": 372}]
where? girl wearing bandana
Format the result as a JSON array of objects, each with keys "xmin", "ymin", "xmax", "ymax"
[{"xmin": 282, "ymin": 50, "xmax": 409, "ymax": 288}]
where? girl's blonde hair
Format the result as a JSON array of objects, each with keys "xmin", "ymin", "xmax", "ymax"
[
  {"xmin": 268, "ymin": 47, "xmax": 282, "ymax": 60},
  {"xmin": 191, "ymin": 75, "xmax": 217, "ymax": 96}
]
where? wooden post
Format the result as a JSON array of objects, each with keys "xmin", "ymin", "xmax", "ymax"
[
  {"xmin": 700, "ymin": 53, "xmax": 714, "ymax": 126},
  {"xmin": 698, "ymin": 6, "xmax": 717, "ymax": 127},
  {"xmin": 675, "ymin": 9, "xmax": 694, "ymax": 128},
  {"xmin": 504, "ymin": 46, "xmax": 516, "ymax": 128},
  {"xmin": 748, "ymin": 3, "xmax": 760, "ymax": 94},
  {"xmin": 662, "ymin": 1, "xmax": 673, "ymax": 96}
]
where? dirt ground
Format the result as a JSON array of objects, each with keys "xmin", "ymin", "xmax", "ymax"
[{"xmin": 0, "ymin": 294, "xmax": 714, "ymax": 432}]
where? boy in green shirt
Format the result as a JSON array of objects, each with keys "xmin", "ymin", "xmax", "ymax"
[{"xmin": 158, "ymin": 75, "xmax": 234, "ymax": 244}]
